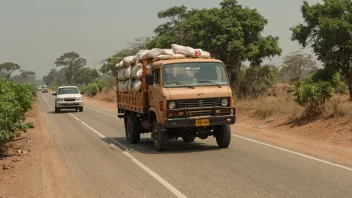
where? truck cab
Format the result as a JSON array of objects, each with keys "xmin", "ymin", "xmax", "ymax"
[{"xmin": 119, "ymin": 58, "xmax": 236, "ymax": 151}]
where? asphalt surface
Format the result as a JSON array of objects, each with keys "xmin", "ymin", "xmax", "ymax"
[{"xmin": 38, "ymin": 93, "xmax": 352, "ymax": 198}]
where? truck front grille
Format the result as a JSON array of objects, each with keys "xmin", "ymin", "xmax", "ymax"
[{"xmin": 176, "ymin": 98, "xmax": 222, "ymax": 108}]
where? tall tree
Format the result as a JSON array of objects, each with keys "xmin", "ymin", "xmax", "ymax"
[
  {"xmin": 54, "ymin": 52, "xmax": 86, "ymax": 84},
  {"xmin": 148, "ymin": 0, "xmax": 282, "ymax": 96},
  {"xmin": 281, "ymin": 51, "xmax": 317, "ymax": 82},
  {"xmin": 74, "ymin": 68, "xmax": 99, "ymax": 85},
  {"xmin": 0, "ymin": 62, "xmax": 20, "ymax": 79},
  {"xmin": 291, "ymin": 0, "xmax": 352, "ymax": 99}
]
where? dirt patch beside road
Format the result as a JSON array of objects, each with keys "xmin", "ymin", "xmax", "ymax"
[{"xmin": 0, "ymin": 100, "xmax": 77, "ymax": 198}]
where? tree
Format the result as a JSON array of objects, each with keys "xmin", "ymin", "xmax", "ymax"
[
  {"xmin": 0, "ymin": 62, "xmax": 20, "ymax": 79},
  {"xmin": 148, "ymin": 0, "xmax": 282, "ymax": 96},
  {"xmin": 12, "ymin": 70, "xmax": 36, "ymax": 85},
  {"xmin": 281, "ymin": 51, "xmax": 317, "ymax": 82},
  {"xmin": 54, "ymin": 52, "xmax": 86, "ymax": 84},
  {"xmin": 291, "ymin": 0, "xmax": 352, "ymax": 100},
  {"xmin": 43, "ymin": 69, "xmax": 58, "ymax": 86},
  {"xmin": 74, "ymin": 68, "xmax": 99, "ymax": 85}
]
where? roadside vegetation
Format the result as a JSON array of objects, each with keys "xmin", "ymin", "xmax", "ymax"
[
  {"xmin": 0, "ymin": 78, "xmax": 35, "ymax": 153},
  {"xmin": 42, "ymin": 0, "xmax": 352, "ymax": 127}
]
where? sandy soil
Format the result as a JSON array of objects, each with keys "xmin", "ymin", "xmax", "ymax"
[
  {"xmin": 83, "ymin": 93, "xmax": 352, "ymax": 166},
  {"xmin": 0, "ymin": 100, "xmax": 77, "ymax": 198}
]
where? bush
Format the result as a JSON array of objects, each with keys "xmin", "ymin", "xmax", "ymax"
[
  {"xmin": 82, "ymin": 80, "xmax": 107, "ymax": 97},
  {"xmin": 290, "ymin": 81, "xmax": 332, "ymax": 116},
  {"xmin": 0, "ymin": 79, "xmax": 35, "ymax": 149},
  {"xmin": 236, "ymin": 65, "xmax": 278, "ymax": 99}
]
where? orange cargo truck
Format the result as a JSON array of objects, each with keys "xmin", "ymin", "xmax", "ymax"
[{"xmin": 116, "ymin": 47, "xmax": 236, "ymax": 151}]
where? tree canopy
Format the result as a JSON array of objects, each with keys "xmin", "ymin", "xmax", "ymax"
[
  {"xmin": 0, "ymin": 62, "xmax": 21, "ymax": 79},
  {"xmin": 54, "ymin": 52, "xmax": 87, "ymax": 84},
  {"xmin": 148, "ymin": 0, "xmax": 282, "ymax": 68},
  {"xmin": 291, "ymin": 0, "xmax": 352, "ymax": 99},
  {"xmin": 281, "ymin": 51, "xmax": 317, "ymax": 82}
]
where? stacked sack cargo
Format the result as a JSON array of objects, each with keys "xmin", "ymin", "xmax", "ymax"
[{"xmin": 116, "ymin": 44, "xmax": 211, "ymax": 94}]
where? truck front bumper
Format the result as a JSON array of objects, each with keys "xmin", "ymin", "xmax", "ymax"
[{"xmin": 165, "ymin": 106, "xmax": 236, "ymax": 128}]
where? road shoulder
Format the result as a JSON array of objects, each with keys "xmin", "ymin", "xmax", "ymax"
[{"xmin": 0, "ymin": 99, "xmax": 77, "ymax": 198}]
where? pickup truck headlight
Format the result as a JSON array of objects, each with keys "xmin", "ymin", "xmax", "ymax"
[
  {"xmin": 221, "ymin": 98, "xmax": 229, "ymax": 107},
  {"xmin": 56, "ymin": 98, "xmax": 64, "ymax": 101},
  {"xmin": 76, "ymin": 97, "xmax": 82, "ymax": 101},
  {"xmin": 168, "ymin": 101, "xmax": 176, "ymax": 109}
]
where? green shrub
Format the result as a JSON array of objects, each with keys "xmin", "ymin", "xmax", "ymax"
[
  {"xmin": 0, "ymin": 79, "xmax": 34, "ymax": 149},
  {"xmin": 82, "ymin": 80, "xmax": 107, "ymax": 97},
  {"xmin": 290, "ymin": 81, "xmax": 332, "ymax": 116}
]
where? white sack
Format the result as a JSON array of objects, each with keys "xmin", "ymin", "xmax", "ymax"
[
  {"xmin": 131, "ymin": 63, "xmax": 143, "ymax": 79},
  {"xmin": 117, "ymin": 69, "xmax": 125, "ymax": 81},
  {"xmin": 132, "ymin": 79, "xmax": 142, "ymax": 94},
  {"xmin": 161, "ymin": 49, "xmax": 174, "ymax": 55},
  {"xmin": 124, "ymin": 66, "xmax": 131, "ymax": 80},
  {"xmin": 142, "ymin": 48, "xmax": 163, "ymax": 60},
  {"xmin": 154, "ymin": 54, "xmax": 186, "ymax": 61},
  {"xmin": 171, "ymin": 44, "xmax": 195, "ymax": 57},
  {"xmin": 137, "ymin": 50, "xmax": 149, "ymax": 62},
  {"xmin": 123, "ymin": 56, "xmax": 134, "ymax": 67},
  {"xmin": 118, "ymin": 81, "xmax": 124, "ymax": 93},
  {"xmin": 122, "ymin": 80, "xmax": 131, "ymax": 93},
  {"xmin": 199, "ymin": 51, "xmax": 211, "ymax": 58}
]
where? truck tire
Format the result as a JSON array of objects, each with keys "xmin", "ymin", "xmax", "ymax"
[
  {"xmin": 127, "ymin": 112, "xmax": 141, "ymax": 144},
  {"xmin": 124, "ymin": 112, "xmax": 129, "ymax": 141},
  {"xmin": 215, "ymin": 125, "xmax": 231, "ymax": 148},
  {"xmin": 79, "ymin": 107, "xmax": 83, "ymax": 112},
  {"xmin": 153, "ymin": 120, "xmax": 168, "ymax": 151},
  {"xmin": 182, "ymin": 136, "xmax": 195, "ymax": 142}
]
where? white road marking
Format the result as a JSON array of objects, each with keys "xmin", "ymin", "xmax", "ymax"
[
  {"xmin": 41, "ymin": 95, "xmax": 53, "ymax": 111},
  {"xmin": 232, "ymin": 134, "xmax": 352, "ymax": 172},
  {"xmin": 85, "ymin": 106, "xmax": 352, "ymax": 172},
  {"xmin": 85, "ymin": 105, "xmax": 118, "ymax": 118},
  {"xmin": 68, "ymin": 113, "xmax": 187, "ymax": 198}
]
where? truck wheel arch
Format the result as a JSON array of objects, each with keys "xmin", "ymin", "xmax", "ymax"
[{"xmin": 148, "ymin": 107, "xmax": 160, "ymax": 123}]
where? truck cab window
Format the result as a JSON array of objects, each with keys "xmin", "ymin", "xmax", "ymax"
[{"xmin": 154, "ymin": 69, "xmax": 160, "ymax": 84}]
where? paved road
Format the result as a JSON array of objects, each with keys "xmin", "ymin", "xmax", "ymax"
[{"xmin": 38, "ymin": 93, "xmax": 352, "ymax": 198}]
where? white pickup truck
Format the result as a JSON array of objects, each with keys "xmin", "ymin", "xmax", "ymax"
[{"xmin": 52, "ymin": 86, "xmax": 84, "ymax": 113}]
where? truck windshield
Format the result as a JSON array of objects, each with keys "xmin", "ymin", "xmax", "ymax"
[
  {"xmin": 162, "ymin": 62, "xmax": 229, "ymax": 88},
  {"xmin": 58, "ymin": 87, "xmax": 79, "ymax": 95}
]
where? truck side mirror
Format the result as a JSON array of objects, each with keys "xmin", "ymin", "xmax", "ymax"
[
  {"xmin": 231, "ymin": 69, "xmax": 237, "ymax": 81},
  {"xmin": 146, "ymin": 74, "xmax": 154, "ymax": 86},
  {"xmin": 52, "ymin": 93, "xmax": 57, "ymax": 96}
]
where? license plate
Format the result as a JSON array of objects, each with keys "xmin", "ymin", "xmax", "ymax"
[
  {"xmin": 67, "ymin": 103, "xmax": 73, "ymax": 105},
  {"xmin": 195, "ymin": 119, "xmax": 209, "ymax": 126}
]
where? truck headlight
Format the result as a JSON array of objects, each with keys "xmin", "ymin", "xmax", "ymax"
[
  {"xmin": 221, "ymin": 98, "xmax": 228, "ymax": 107},
  {"xmin": 168, "ymin": 101, "xmax": 176, "ymax": 109},
  {"xmin": 76, "ymin": 97, "xmax": 82, "ymax": 101}
]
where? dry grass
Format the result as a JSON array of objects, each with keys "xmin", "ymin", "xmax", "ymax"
[
  {"xmin": 98, "ymin": 87, "xmax": 116, "ymax": 103},
  {"xmin": 236, "ymin": 83, "xmax": 302, "ymax": 119},
  {"xmin": 325, "ymin": 95, "xmax": 352, "ymax": 117}
]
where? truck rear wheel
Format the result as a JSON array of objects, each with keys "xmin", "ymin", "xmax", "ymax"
[
  {"xmin": 215, "ymin": 125, "xmax": 231, "ymax": 148},
  {"xmin": 153, "ymin": 120, "xmax": 168, "ymax": 151},
  {"xmin": 124, "ymin": 112, "xmax": 129, "ymax": 141},
  {"xmin": 126, "ymin": 112, "xmax": 141, "ymax": 144}
]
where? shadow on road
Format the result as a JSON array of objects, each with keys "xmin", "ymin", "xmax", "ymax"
[
  {"xmin": 102, "ymin": 136, "xmax": 221, "ymax": 154},
  {"xmin": 46, "ymin": 110, "xmax": 80, "ymax": 114}
]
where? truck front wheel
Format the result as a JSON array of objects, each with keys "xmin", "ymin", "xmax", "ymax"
[
  {"xmin": 153, "ymin": 120, "xmax": 168, "ymax": 151},
  {"xmin": 215, "ymin": 125, "xmax": 231, "ymax": 148},
  {"xmin": 126, "ymin": 112, "xmax": 141, "ymax": 144}
]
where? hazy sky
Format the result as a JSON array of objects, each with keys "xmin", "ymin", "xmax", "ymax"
[{"xmin": 0, "ymin": 0, "xmax": 321, "ymax": 79}]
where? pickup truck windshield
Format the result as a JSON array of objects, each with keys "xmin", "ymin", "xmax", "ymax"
[
  {"xmin": 163, "ymin": 62, "xmax": 229, "ymax": 88},
  {"xmin": 58, "ymin": 87, "xmax": 79, "ymax": 95}
]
